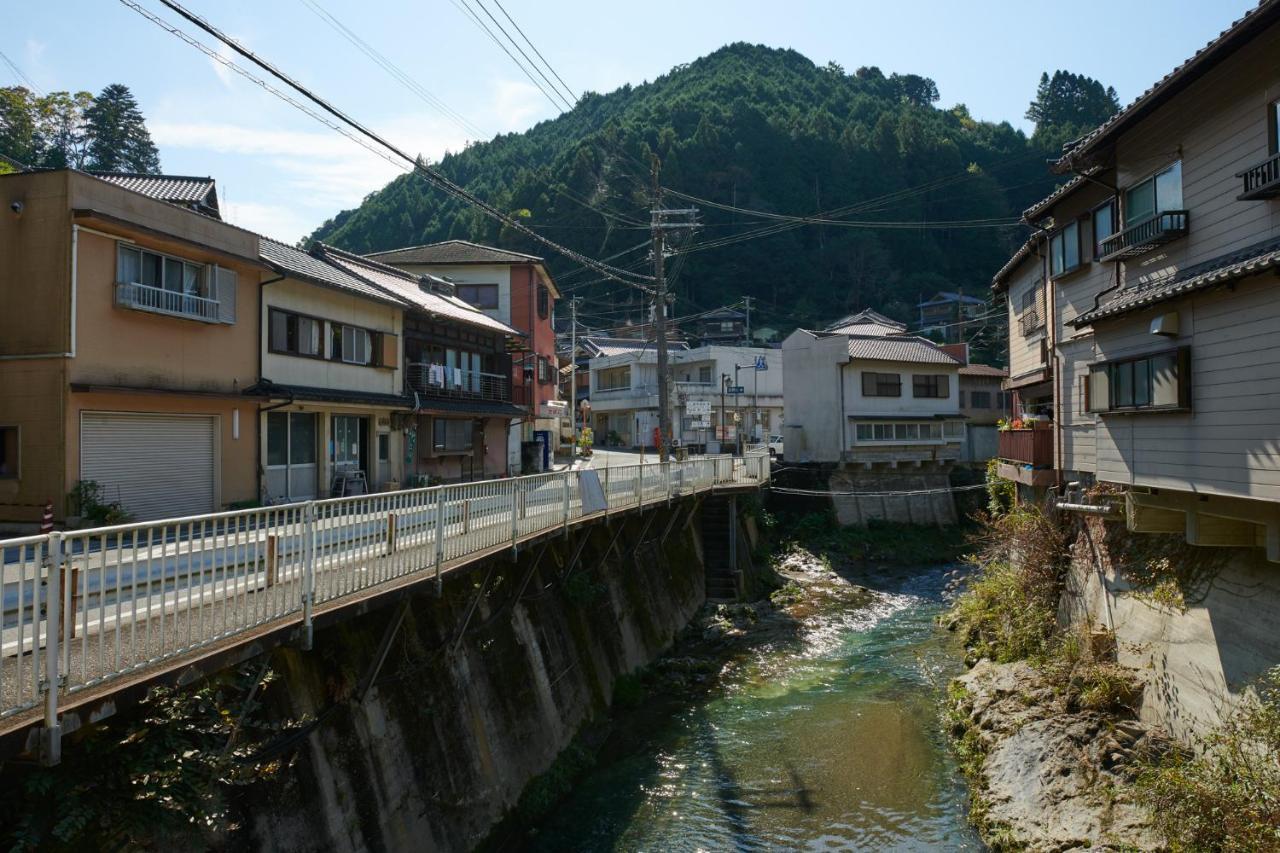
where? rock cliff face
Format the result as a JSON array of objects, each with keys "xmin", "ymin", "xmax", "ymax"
[
  {"xmin": 243, "ymin": 502, "xmax": 734, "ymax": 851},
  {"xmin": 950, "ymin": 660, "xmax": 1164, "ymax": 852}
]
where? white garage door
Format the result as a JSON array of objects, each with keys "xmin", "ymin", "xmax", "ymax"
[{"xmin": 81, "ymin": 412, "xmax": 218, "ymax": 521}]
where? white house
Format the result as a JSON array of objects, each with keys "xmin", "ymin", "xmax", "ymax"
[
  {"xmin": 588, "ymin": 344, "xmax": 782, "ymax": 449},
  {"xmin": 782, "ymin": 309, "xmax": 965, "ymax": 465}
]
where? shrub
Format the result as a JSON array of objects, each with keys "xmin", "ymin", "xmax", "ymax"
[{"xmin": 1136, "ymin": 667, "xmax": 1280, "ymax": 852}]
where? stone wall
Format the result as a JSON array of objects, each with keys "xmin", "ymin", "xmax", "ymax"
[
  {"xmin": 828, "ymin": 467, "xmax": 957, "ymax": 527},
  {"xmin": 1060, "ymin": 515, "xmax": 1280, "ymax": 741},
  {"xmin": 244, "ymin": 502, "xmax": 709, "ymax": 851}
]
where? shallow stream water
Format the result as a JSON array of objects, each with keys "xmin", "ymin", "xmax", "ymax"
[{"xmin": 529, "ymin": 561, "xmax": 982, "ymax": 851}]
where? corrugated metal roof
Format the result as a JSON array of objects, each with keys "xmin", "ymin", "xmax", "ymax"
[
  {"xmin": 260, "ymin": 238, "xmax": 405, "ymax": 306},
  {"xmin": 316, "ymin": 245, "xmax": 520, "ymax": 336},
  {"xmin": 1055, "ymin": 0, "xmax": 1280, "ymax": 172},
  {"xmin": 1073, "ymin": 236, "xmax": 1280, "ymax": 326},
  {"xmin": 366, "ymin": 239, "xmax": 543, "ymax": 265},
  {"xmin": 91, "ymin": 172, "xmax": 218, "ymax": 207},
  {"xmin": 846, "ymin": 335, "xmax": 962, "ymax": 365}
]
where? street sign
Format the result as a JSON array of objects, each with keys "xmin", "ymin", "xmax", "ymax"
[
  {"xmin": 754, "ymin": 355, "xmax": 768, "ymax": 371},
  {"xmin": 690, "ymin": 418, "xmax": 711, "ymax": 429},
  {"xmin": 727, "ymin": 385, "xmax": 745, "ymax": 395},
  {"xmin": 687, "ymin": 401, "xmax": 712, "ymax": 416}
]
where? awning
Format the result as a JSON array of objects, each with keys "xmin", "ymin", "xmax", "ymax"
[{"xmin": 243, "ymin": 380, "xmax": 412, "ymax": 409}]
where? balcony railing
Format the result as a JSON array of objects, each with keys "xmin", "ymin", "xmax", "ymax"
[
  {"xmin": 115, "ymin": 281, "xmax": 221, "ymax": 323},
  {"xmin": 1098, "ymin": 211, "xmax": 1190, "ymax": 261},
  {"xmin": 998, "ymin": 426, "xmax": 1054, "ymax": 468},
  {"xmin": 1237, "ymin": 152, "xmax": 1280, "ymax": 201},
  {"xmin": 406, "ymin": 363, "xmax": 511, "ymax": 403}
]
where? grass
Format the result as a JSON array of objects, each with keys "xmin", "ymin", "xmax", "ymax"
[{"xmin": 1135, "ymin": 666, "xmax": 1280, "ymax": 852}]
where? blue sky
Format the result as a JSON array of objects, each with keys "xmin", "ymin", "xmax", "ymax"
[{"xmin": 4, "ymin": 1, "xmax": 1247, "ymax": 242}]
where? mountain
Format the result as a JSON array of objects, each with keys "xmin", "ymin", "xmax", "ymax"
[{"xmin": 309, "ymin": 44, "xmax": 1074, "ymax": 338}]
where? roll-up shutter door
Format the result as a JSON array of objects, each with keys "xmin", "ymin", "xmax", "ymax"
[{"xmin": 81, "ymin": 412, "xmax": 217, "ymax": 521}]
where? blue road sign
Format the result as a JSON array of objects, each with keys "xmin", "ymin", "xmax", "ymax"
[
  {"xmin": 754, "ymin": 355, "xmax": 768, "ymax": 370},
  {"xmin": 728, "ymin": 385, "xmax": 746, "ymax": 394}
]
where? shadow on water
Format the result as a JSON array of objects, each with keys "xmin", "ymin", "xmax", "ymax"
[{"xmin": 522, "ymin": 559, "xmax": 982, "ymax": 852}]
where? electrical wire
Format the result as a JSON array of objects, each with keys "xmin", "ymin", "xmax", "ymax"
[
  {"xmin": 449, "ymin": 0, "xmax": 573, "ymax": 113},
  {"xmin": 128, "ymin": 0, "xmax": 654, "ymax": 290},
  {"xmin": 467, "ymin": 0, "xmax": 575, "ymax": 112},
  {"xmin": 769, "ymin": 484, "xmax": 989, "ymax": 497},
  {"xmin": 489, "ymin": 0, "xmax": 578, "ymax": 105},
  {"xmin": 0, "ymin": 48, "xmax": 40, "ymax": 93}
]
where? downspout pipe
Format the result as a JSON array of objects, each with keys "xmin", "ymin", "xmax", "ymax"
[{"xmin": 253, "ymin": 273, "xmax": 288, "ymax": 504}]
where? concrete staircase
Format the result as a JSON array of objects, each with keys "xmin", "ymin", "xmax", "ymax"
[{"xmin": 701, "ymin": 498, "xmax": 739, "ymax": 601}]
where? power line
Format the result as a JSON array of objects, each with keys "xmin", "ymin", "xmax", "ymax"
[
  {"xmin": 128, "ymin": 0, "xmax": 653, "ymax": 290},
  {"xmin": 468, "ymin": 0, "xmax": 575, "ymax": 112},
  {"xmin": 0, "ymin": 48, "xmax": 40, "ymax": 93},
  {"xmin": 490, "ymin": 0, "xmax": 578, "ymax": 105},
  {"xmin": 449, "ymin": 0, "xmax": 573, "ymax": 113}
]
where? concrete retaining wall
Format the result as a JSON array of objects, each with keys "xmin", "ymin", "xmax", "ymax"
[{"xmin": 828, "ymin": 467, "xmax": 957, "ymax": 527}]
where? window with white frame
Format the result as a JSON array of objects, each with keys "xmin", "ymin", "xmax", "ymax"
[
  {"xmin": 332, "ymin": 324, "xmax": 373, "ymax": 365},
  {"xmin": 117, "ymin": 245, "xmax": 207, "ymax": 297},
  {"xmin": 269, "ymin": 309, "xmax": 323, "ymax": 358},
  {"xmin": 1088, "ymin": 348, "xmax": 1190, "ymax": 413},
  {"xmin": 854, "ymin": 421, "xmax": 952, "ymax": 443},
  {"xmin": 1124, "ymin": 161, "xmax": 1183, "ymax": 225}
]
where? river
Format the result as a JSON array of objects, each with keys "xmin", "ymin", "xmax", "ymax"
[{"xmin": 526, "ymin": 558, "xmax": 982, "ymax": 851}]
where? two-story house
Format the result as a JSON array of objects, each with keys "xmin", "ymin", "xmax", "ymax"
[
  {"xmin": 0, "ymin": 169, "xmax": 267, "ymax": 523},
  {"xmin": 917, "ymin": 290, "xmax": 987, "ymax": 342},
  {"xmin": 994, "ymin": 0, "xmax": 1280, "ymax": 533},
  {"xmin": 783, "ymin": 309, "xmax": 966, "ymax": 465},
  {"xmin": 366, "ymin": 240, "xmax": 565, "ymax": 465},
  {"xmin": 695, "ymin": 307, "xmax": 748, "ymax": 346}
]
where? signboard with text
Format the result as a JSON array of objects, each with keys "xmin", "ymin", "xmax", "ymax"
[{"xmin": 686, "ymin": 401, "xmax": 712, "ymax": 416}]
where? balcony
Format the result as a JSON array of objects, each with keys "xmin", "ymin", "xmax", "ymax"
[
  {"xmin": 1098, "ymin": 211, "xmax": 1189, "ymax": 261},
  {"xmin": 406, "ymin": 363, "xmax": 512, "ymax": 403},
  {"xmin": 1237, "ymin": 152, "xmax": 1280, "ymax": 201},
  {"xmin": 115, "ymin": 281, "xmax": 221, "ymax": 323},
  {"xmin": 997, "ymin": 425, "xmax": 1055, "ymax": 487}
]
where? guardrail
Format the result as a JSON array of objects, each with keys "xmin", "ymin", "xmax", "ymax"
[{"xmin": 1, "ymin": 452, "xmax": 769, "ymax": 747}]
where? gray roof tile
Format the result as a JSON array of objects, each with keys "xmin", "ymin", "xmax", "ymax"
[
  {"xmin": 260, "ymin": 238, "xmax": 406, "ymax": 306},
  {"xmin": 91, "ymin": 171, "xmax": 219, "ymax": 210},
  {"xmin": 366, "ymin": 239, "xmax": 543, "ymax": 265},
  {"xmin": 846, "ymin": 335, "xmax": 962, "ymax": 365}
]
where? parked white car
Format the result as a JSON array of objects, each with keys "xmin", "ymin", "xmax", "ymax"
[{"xmin": 767, "ymin": 434, "xmax": 784, "ymax": 459}]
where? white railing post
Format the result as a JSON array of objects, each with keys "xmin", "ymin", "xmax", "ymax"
[
  {"xmin": 664, "ymin": 460, "xmax": 672, "ymax": 503},
  {"xmin": 434, "ymin": 489, "xmax": 446, "ymax": 593},
  {"xmin": 562, "ymin": 471, "xmax": 571, "ymax": 536},
  {"xmin": 604, "ymin": 466, "xmax": 611, "ymax": 517},
  {"xmin": 41, "ymin": 531, "xmax": 63, "ymax": 766},
  {"xmin": 634, "ymin": 464, "xmax": 642, "ymax": 507},
  {"xmin": 301, "ymin": 501, "xmax": 315, "ymax": 650},
  {"xmin": 510, "ymin": 480, "xmax": 519, "ymax": 553}
]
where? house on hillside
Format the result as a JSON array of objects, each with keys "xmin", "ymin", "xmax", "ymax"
[
  {"xmin": 782, "ymin": 309, "xmax": 965, "ymax": 465},
  {"xmin": 0, "ymin": 169, "xmax": 266, "ymax": 524},
  {"xmin": 917, "ymin": 290, "xmax": 987, "ymax": 342},
  {"xmin": 367, "ymin": 240, "xmax": 564, "ymax": 467},
  {"xmin": 695, "ymin": 307, "xmax": 748, "ymax": 346}
]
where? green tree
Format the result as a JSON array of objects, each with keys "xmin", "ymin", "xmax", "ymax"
[
  {"xmin": 1025, "ymin": 70, "xmax": 1120, "ymax": 147},
  {"xmin": 84, "ymin": 84, "xmax": 160, "ymax": 173},
  {"xmin": 34, "ymin": 90, "xmax": 94, "ymax": 169},
  {"xmin": 0, "ymin": 86, "xmax": 39, "ymax": 165}
]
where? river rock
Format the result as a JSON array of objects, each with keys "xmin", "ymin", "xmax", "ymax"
[{"xmin": 952, "ymin": 660, "xmax": 1164, "ymax": 852}]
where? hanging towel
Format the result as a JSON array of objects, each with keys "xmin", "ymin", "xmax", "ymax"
[
  {"xmin": 429, "ymin": 364, "xmax": 444, "ymax": 386},
  {"xmin": 453, "ymin": 367, "xmax": 463, "ymax": 387}
]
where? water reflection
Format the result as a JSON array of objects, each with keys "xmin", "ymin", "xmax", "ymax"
[{"xmin": 529, "ymin": 564, "xmax": 981, "ymax": 851}]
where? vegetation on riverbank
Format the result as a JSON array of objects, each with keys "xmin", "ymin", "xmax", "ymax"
[{"xmin": 759, "ymin": 506, "xmax": 972, "ymax": 567}]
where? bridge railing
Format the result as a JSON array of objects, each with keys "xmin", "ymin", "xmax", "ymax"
[{"xmin": 1, "ymin": 451, "xmax": 769, "ymax": 732}]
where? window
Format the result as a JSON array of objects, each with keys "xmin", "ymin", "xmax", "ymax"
[
  {"xmin": 597, "ymin": 365, "xmax": 631, "ymax": 391},
  {"xmin": 433, "ymin": 418, "xmax": 473, "ymax": 452},
  {"xmin": 0, "ymin": 426, "xmax": 17, "ymax": 478},
  {"xmin": 378, "ymin": 433, "xmax": 390, "ymax": 463},
  {"xmin": 854, "ymin": 421, "xmax": 952, "ymax": 443},
  {"xmin": 1050, "ymin": 220, "xmax": 1082, "ymax": 276},
  {"xmin": 537, "ymin": 356, "xmax": 552, "ymax": 384},
  {"xmin": 861, "ymin": 372, "xmax": 901, "ymax": 397},
  {"xmin": 332, "ymin": 324, "xmax": 373, "ymax": 365},
  {"xmin": 1088, "ymin": 348, "xmax": 1190, "ymax": 413},
  {"xmin": 537, "ymin": 284, "xmax": 549, "ymax": 319},
  {"xmin": 698, "ymin": 365, "xmax": 713, "ymax": 384},
  {"xmin": 912, "ymin": 374, "xmax": 949, "ymax": 398},
  {"xmin": 721, "ymin": 321, "xmax": 736, "ymax": 332},
  {"xmin": 1270, "ymin": 100, "xmax": 1280, "ymax": 155},
  {"xmin": 1092, "ymin": 199, "xmax": 1117, "ymax": 259},
  {"xmin": 458, "ymin": 283, "xmax": 499, "ymax": 309},
  {"xmin": 969, "ymin": 390, "xmax": 992, "ymax": 408},
  {"xmin": 117, "ymin": 245, "xmax": 207, "ymax": 296},
  {"xmin": 268, "ymin": 309, "xmax": 323, "ymax": 357},
  {"xmin": 1124, "ymin": 161, "xmax": 1183, "ymax": 225},
  {"xmin": 1019, "ymin": 284, "xmax": 1044, "ymax": 336}
]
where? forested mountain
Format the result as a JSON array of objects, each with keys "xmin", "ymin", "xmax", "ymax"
[{"xmin": 309, "ymin": 44, "xmax": 1116, "ymax": 336}]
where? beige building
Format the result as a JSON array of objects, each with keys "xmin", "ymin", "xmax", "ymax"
[{"xmin": 0, "ymin": 170, "xmax": 266, "ymax": 524}]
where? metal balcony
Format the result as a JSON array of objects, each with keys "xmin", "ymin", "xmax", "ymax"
[
  {"xmin": 1098, "ymin": 211, "xmax": 1189, "ymax": 261},
  {"xmin": 406, "ymin": 363, "xmax": 512, "ymax": 403},
  {"xmin": 115, "ymin": 281, "xmax": 221, "ymax": 323},
  {"xmin": 1237, "ymin": 152, "xmax": 1280, "ymax": 201}
]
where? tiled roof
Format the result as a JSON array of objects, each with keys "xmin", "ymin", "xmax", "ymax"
[
  {"xmin": 260, "ymin": 238, "xmax": 404, "ymax": 306},
  {"xmin": 826, "ymin": 308, "xmax": 906, "ymax": 335},
  {"xmin": 316, "ymin": 244, "xmax": 520, "ymax": 336},
  {"xmin": 366, "ymin": 239, "xmax": 543, "ymax": 265},
  {"xmin": 846, "ymin": 335, "xmax": 962, "ymax": 365},
  {"xmin": 959, "ymin": 364, "xmax": 1009, "ymax": 378},
  {"xmin": 1072, "ymin": 236, "xmax": 1280, "ymax": 326},
  {"xmin": 1022, "ymin": 173, "xmax": 1090, "ymax": 222},
  {"xmin": 992, "ymin": 234, "xmax": 1044, "ymax": 291},
  {"xmin": 91, "ymin": 171, "xmax": 219, "ymax": 212},
  {"xmin": 1055, "ymin": 0, "xmax": 1280, "ymax": 172},
  {"xmin": 700, "ymin": 307, "xmax": 746, "ymax": 320}
]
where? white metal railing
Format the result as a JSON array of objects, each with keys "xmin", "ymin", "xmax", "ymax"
[
  {"xmin": 115, "ymin": 281, "xmax": 221, "ymax": 323},
  {"xmin": 0, "ymin": 452, "xmax": 768, "ymax": 731}
]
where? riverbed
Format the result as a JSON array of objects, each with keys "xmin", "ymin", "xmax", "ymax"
[{"xmin": 527, "ymin": 556, "xmax": 981, "ymax": 850}]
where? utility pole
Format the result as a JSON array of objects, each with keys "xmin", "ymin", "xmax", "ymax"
[
  {"xmin": 742, "ymin": 295, "xmax": 753, "ymax": 346},
  {"xmin": 649, "ymin": 155, "xmax": 699, "ymax": 462},
  {"xmin": 568, "ymin": 296, "xmax": 582, "ymax": 448}
]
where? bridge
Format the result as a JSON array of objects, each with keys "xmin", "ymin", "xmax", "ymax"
[{"xmin": 0, "ymin": 452, "xmax": 769, "ymax": 763}]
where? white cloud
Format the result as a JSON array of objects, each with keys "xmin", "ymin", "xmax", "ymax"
[{"xmin": 208, "ymin": 42, "xmax": 237, "ymax": 89}]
